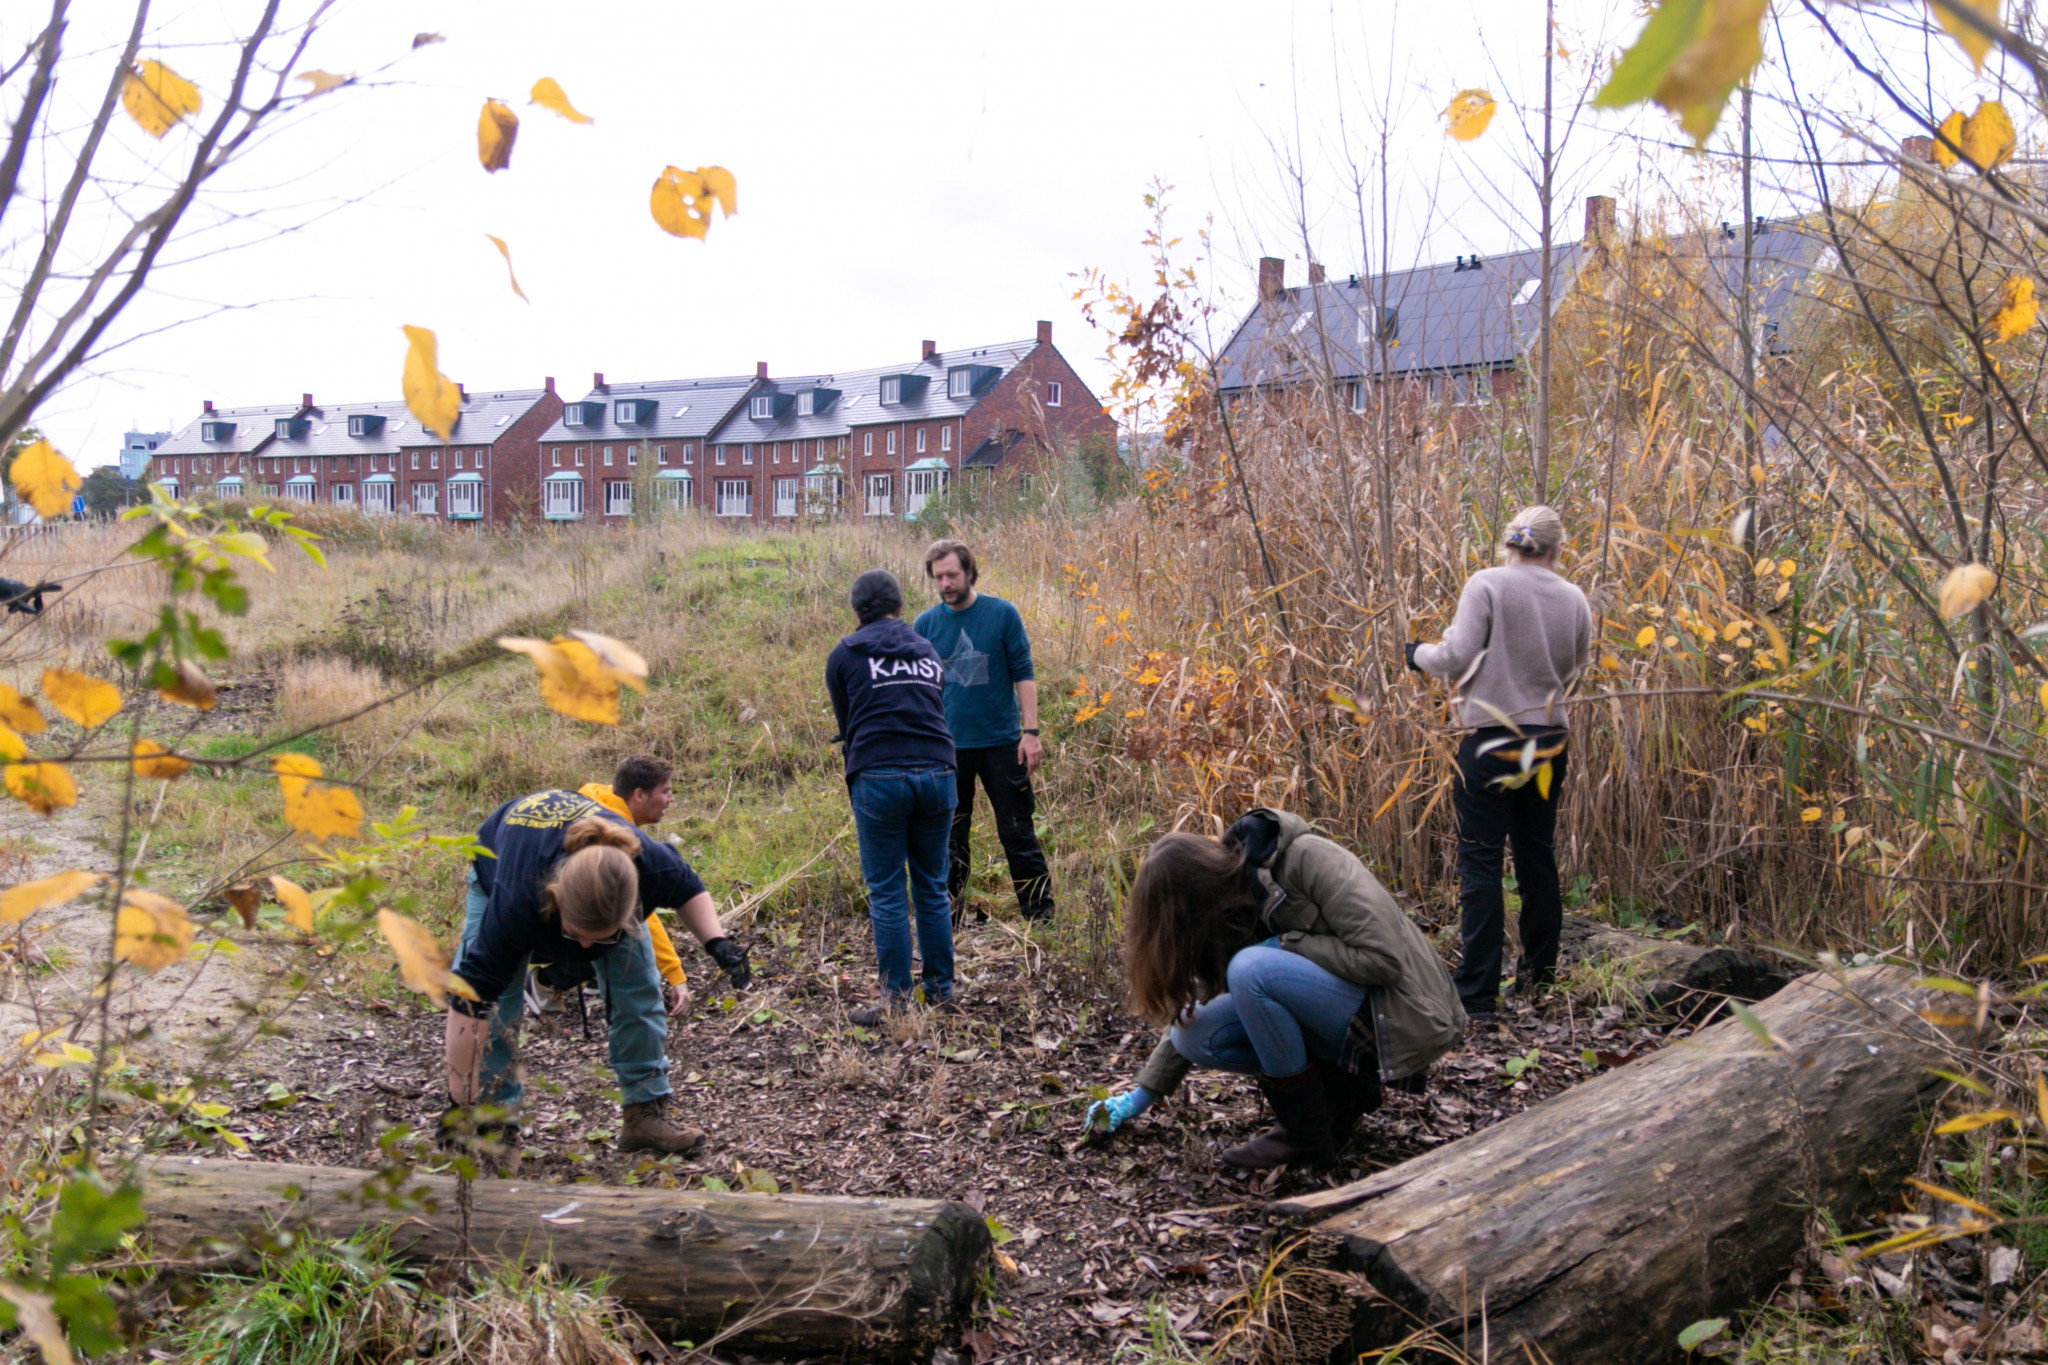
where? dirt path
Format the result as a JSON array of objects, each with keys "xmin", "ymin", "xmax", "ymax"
[{"xmin": 145, "ymin": 905, "xmax": 1670, "ymax": 1363}]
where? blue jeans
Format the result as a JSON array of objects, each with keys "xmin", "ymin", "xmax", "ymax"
[
  {"xmin": 452, "ymin": 867, "xmax": 671, "ymax": 1109},
  {"xmin": 850, "ymin": 767, "xmax": 957, "ymax": 1003},
  {"xmin": 1168, "ymin": 945, "xmax": 1367, "ymax": 1078}
]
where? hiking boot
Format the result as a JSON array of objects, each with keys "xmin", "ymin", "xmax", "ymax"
[
  {"xmin": 1221, "ymin": 1067, "xmax": 1335, "ymax": 1170},
  {"xmin": 619, "ymin": 1100, "xmax": 706, "ymax": 1156},
  {"xmin": 1315, "ymin": 1059, "xmax": 1383, "ymax": 1148}
]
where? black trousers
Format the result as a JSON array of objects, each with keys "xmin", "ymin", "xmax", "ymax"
[
  {"xmin": 1451, "ymin": 726, "xmax": 1570, "ymax": 1013},
  {"xmin": 949, "ymin": 744, "xmax": 1054, "ymax": 919}
]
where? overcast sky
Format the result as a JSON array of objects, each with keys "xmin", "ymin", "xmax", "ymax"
[{"xmin": 25, "ymin": 0, "xmax": 2001, "ymax": 466}]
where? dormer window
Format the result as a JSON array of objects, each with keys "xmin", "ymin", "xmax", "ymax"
[
  {"xmin": 880, "ymin": 377, "xmax": 901, "ymax": 406},
  {"xmin": 201, "ymin": 421, "xmax": 233, "ymax": 442},
  {"xmin": 614, "ymin": 398, "xmax": 653, "ymax": 425},
  {"xmin": 347, "ymin": 414, "xmax": 384, "ymax": 437},
  {"xmin": 797, "ymin": 391, "xmax": 814, "ymax": 417},
  {"xmin": 947, "ymin": 365, "xmax": 997, "ymax": 399},
  {"xmin": 750, "ymin": 394, "xmax": 774, "ymax": 420},
  {"xmin": 563, "ymin": 400, "xmax": 603, "ymax": 428},
  {"xmin": 878, "ymin": 374, "xmax": 927, "ymax": 407},
  {"xmin": 273, "ymin": 417, "xmax": 308, "ymax": 440}
]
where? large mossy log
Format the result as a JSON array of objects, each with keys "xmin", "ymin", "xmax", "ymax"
[
  {"xmin": 1271, "ymin": 966, "xmax": 1958, "ymax": 1365},
  {"xmin": 142, "ymin": 1157, "xmax": 988, "ymax": 1361},
  {"xmin": 1559, "ymin": 912, "xmax": 1793, "ymax": 1012}
]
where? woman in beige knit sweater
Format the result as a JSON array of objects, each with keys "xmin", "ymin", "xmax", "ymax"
[{"xmin": 1408, "ymin": 505, "xmax": 1592, "ymax": 1024}]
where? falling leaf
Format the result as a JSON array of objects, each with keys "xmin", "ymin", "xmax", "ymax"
[
  {"xmin": 0, "ymin": 685, "xmax": 46, "ymax": 735},
  {"xmin": 157, "ymin": 661, "xmax": 217, "ymax": 710},
  {"xmin": 413, "ymin": 32, "xmax": 446, "ymax": 48},
  {"xmin": 568, "ymin": 629, "xmax": 649, "ymax": 691},
  {"xmin": 270, "ymin": 875, "xmax": 316, "ymax": 933},
  {"xmin": 650, "ymin": 165, "xmax": 738, "ymax": 241},
  {"xmin": 485, "ymin": 235, "xmax": 529, "ymax": 302},
  {"xmin": 1593, "ymin": 0, "xmax": 1767, "ymax": 145},
  {"xmin": 296, "ymin": 70, "xmax": 350, "ymax": 96},
  {"xmin": 115, "ymin": 890, "xmax": 195, "ymax": 971},
  {"xmin": 0, "ymin": 1283, "xmax": 75, "ymax": 1365},
  {"xmin": 121, "ymin": 59, "xmax": 203, "ymax": 139},
  {"xmin": 402, "ymin": 324, "xmax": 463, "ymax": 441},
  {"xmin": 272, "ymin": 753, "xmax": 364, "ymax": 842},
  {"xmin": 498, "ymin": 635, "xmax": 642, "ymax": 724},
  {"xmin": 0, "ymin": 870, "xmax": 103, "ymax": 925},
  {"xmin": 478, "ymin": 99, "xmax": 519, "ymax": 173},
  {"xmin": 225, "ymin": 882, "xmax": 262, "ymax": 929},
  {"xmin": 10, "ymin": 439, "xmax": 82, "ymax": 519},
  {"xmin": 1930, "ymin": 0, "xmax": 2002, "ymax": 70},
  {"xmin": 1940, "ymin": 100, "xmax": 2016, "ymax": 170},
  {"xmin": 1938, "ymin": 562, "xmax": 1996, "ymax": 617},
  {"xmin": 378, "ymin": 908, "xmax": 478, "ymax": 1006},
  {"xmin": 1442, "ymin": 89, "xmax": 1498, "ymax": 141},
  {"xmin": 5, "ymin": 762, "xmax": 75, "ymax": 815},
  {"xmin": 130, "ymin": 739, "xmax": 189, "ymax": 780},
  {"xmin": 529, "ymin": 77, "xmax": 593, "ymax": 123},
  {"xmin": 40, "ymin": 667, "xmax": 120, "ymax": 729},
  {"xmin": 1988, "ymin": 275, "xmax": 2037, "ymax": 341}
]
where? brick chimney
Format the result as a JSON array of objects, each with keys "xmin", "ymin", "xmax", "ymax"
[
  {"xmin": 1258, "ymin": 257, "xmax": 1285, "ymax": 303},
  {"xmin": 301, "ymin": 392, "xmax": 313, "ymax": 408},
  {"xmin": 202, "ymin": 400, "xmax": 214, "ymax": 414},
  {"xmin": 593, "ymin": 372, "xmax": 606, "ymax": 390},
  {"xmin": 922, "ymin": 339, "xmax": 936, "ymax": 361},
  {"xmin": 756, "ymin": 361, "xmax": 768, "ymax": 378},
  {"xmin": 1583, "ymin": 195, "xmax": 1616, "ymax": 245},
  {"xmin": 1308, "ymin": 262, "xmax": 1327, "ymax": 285},
  {"xmin": 1902, "ymin": 135, "xmax": 1936, "ymax": 163},
  {"xmin": 1036, "ymin": 320, "xmax": 1052, "ymax": 345},
  {"xmin": 543, "ymin": 375, "xmax": 556, "ymax": 394}
]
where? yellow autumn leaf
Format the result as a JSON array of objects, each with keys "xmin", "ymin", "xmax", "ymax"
[
  {"xmin": 2038, "ymin": 680, "xmax": 2048, "ymax": 709},
  {"xmin": 1938, "ymin": 562, "xmax": 1997, "ymax": 617},
  {"xmin": 5, "ymin": 762, "xmax": 75, "ymax": 815},
  {"xmin": 270, "ymin": 875, "xmax": 316, "ymax": 933},
  {"xmin": 1656, "ymin": 0, "xmax": 1769, "ymax": 144},
  {"xmin": 478, "ymin": 98, "xmax": 519, "ymax": 172},
  {"xmin": 498, "ymin": 636, "xmax": 626, "ymax": 724},
  {"xmin": 529, "ymin": 77, "xmax": 593, "ymax": 123},
  {"xmin": 10, "ymin": 439, "xmax": 82, "ymax": 519},
  {"xmin": 650, "ymin": 165, "xmax": 738, "ymax": 241},
  {"xmin": 378, "ymin": 908, "xmax": 478, "ymax": 1007},
  {"xmin": 122, "ymin": 59, "xmax": 203, "ymax": 139},
  {"xmin": 485, "ymin": 234, "xmax": 529, "ymax": 303},
  {"xmin": 296, "ymin": 70, "xmax": 350, "ymax": 96},
  {"xmin": 1935, "ymin": 109, "xmax": 1966, "ymax": 168},
  {"xmin": 1137, "ymin": 669, "xmax": 1164, "ymax": 685},
  {"xmin": 272, "ymin": 753, "xmax": 364, "ymax": 842},
  {"xmin": 0, "ymin": 870, "xmax": 104, "ymax": 925},
  {"xmin": 0, "ymin": 687, "xmax": 44, "ymax": 736},
  {"xmin": 1635, "ymin": 625, "xmax": 1657, "ymax": 648},
  {"xmin": 1961, "ymin": 99, "xmax": 2016, "ymax": 169},
  {"xmin": 1443, "ymin": 88, "xmax": 1498, "ymax": 141},
  {"xmin": 158, "ymin": 661, "xmax": 218, "ymax": 710},
  {"xmin": 1989, "ymin": 275, "xmax": 2037, "ymax": 341},
  {"xmin": 1930, "ymin": 0, "xmax": 2001, "ymax": 70},
  {"xmin": 115, "ymin": 890, "xmax": 194, "ymax": 972},
  {"xmin": 1535, "ymin": 760, "xmax": 1554, "ymax": 800},
  {"xmin": 0, "ymin": 724, "xmax": 24, "ymax": 762},
  {"xmin": 568, "ymin": 629, "xmax": 649, "ymax": 692},
  {"xmin": 1599, "ymin": 653, "xmax": 1622, "ymax": 671},
  {"xmin": 131, "ymin": 739, "xmax": 189, "ymax": 780},
  {"xmin": 401, "ymin": 324, "xmax": 462, "ymax": 442},
  {"xmin": 1800, "ymin": 806, "xmax": 1824, "ymax": 823},
  {"xmin": 40, "ymin": 667, "xmax": 121, "ymax": 729}
]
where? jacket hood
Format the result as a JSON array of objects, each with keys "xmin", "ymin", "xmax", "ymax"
[
  {"xmin": 842, "ymin": 617, "xmax": 932, "ymax": 658},
  {"xmin": 1247, "ymin": 807, "xmax": 1315, "ymax": 854},
  {"xmin": 577, "ymin": 783, "xmax": 631, "ymax": 820}
]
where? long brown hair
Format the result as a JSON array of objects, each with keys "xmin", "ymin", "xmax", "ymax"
[
  {"xmin": 1123, "ymin": 832, "xmax": 1262, "ymax": 1025},
  {"xmin": 541, "ymin": 817, "xmax": 641, "ymax": 937}
]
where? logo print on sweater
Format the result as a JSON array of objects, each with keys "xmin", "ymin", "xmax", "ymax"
[
  {"xmin": 943, "ymin": 631, "xmax": 988, "ymax": 688},
  {"xmin": 504, "ymin": 790, "xmax": 599, "ymax": 829}
]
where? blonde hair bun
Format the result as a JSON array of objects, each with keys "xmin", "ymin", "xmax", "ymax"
[
  {"xmin": 1503, "ymin": 505, "xmax": 1566, "ymax": 558},
  {"xmin": 562, "ymin": 816, "xmax": 640, "ymax": 855}
]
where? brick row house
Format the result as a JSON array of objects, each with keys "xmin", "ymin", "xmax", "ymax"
[{"xmin": 151, "ymin": 319, "xmax": 1110, "ymax": 528}]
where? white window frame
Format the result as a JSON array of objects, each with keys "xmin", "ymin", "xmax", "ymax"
[
  {"xmin": 544, "ymin": 478, "xmax": 584, "ymax": 519},
  {"xmin": 948, "ymin": 369, "xmax": 972, "ymax": 399},
  {"xmin": 941, "ymin": 425, "xmax": 952, "ymax": 452},
  {"xmin": 615, "ymin": 400, "xmax": 639, "ymax": 424},
  {"xmin": 1046, "ymin": 380, "xmax": 1063, "ymax": 407},
  {"xmin": 743, "ymin": 444, "xmax": 755, "ymax": 465},
  {"xmin": 364, "ymin": 481, "xmax": 394, "ymax": 513},
  {"xmin": 657, "ymin": 445, "xmax": 668, "ymax": 465},
  {"xmin": 773, "ymin": 477, "xmax": 799, "ymax": 517},
  {"xmin": 886, "ymin": 430, "xmax": 898, "ymax": 456},
  {"xmin": 604, "ymin": 479, "xmax": 633, "ymax": 516},
  {"xmin": 448, "ymin": 480, "xmax": 482, "ymax": 518},
  {"xmin": 603, "ymin": 446, "xmax": 614, "ymax": 466},
  {"xmin": 333, "ymin": 483, "xmax": 355, "ymax": 505},
  {"xmin": 563, "ymin": 404, "xmax": 588, "ymax": 428},
  {"xmin": 410, "ymin": 451, "xmax": 419, "ymax": 470},
  {"xmin": 864, "ymin": 473, "xmax": 893, "ymax": 518},
  {"xmin": 411, "ymin": 482, "xmax": 440, "ymax": 515},
  {"xmin": 906, "ymin": 468, "xmax": 948, "ymax": 516},
  {"xmin": 430, "ymin": 451, "xmax": 440, "ymax": 470},
  {"xmin": 552, "ymin": 449, "xmax": 562, "ymax": 468},
  {"xmin": 915, "ymin": 428, "xmax": 927, "ymax": 454},
  {"xmin": 683, "ymin": 444, "xmax": 694, "ymax": 465},
  {"xmin": 715, "ymin": 478, "xmax": 752, "ymax": 518},
  {"xmin": 750, "ymin": 394, "xmax": 774, "ymax": 419},
  {"xmin": 715, "ymin": 445, "xmax": 727, "ymax": 466},
  {"xmin": 797, "ymin": 390, "xmax": 815, "ymax": 416},
  {"xmin": 880, "ymin": 376, "xmax": 902, "ymax": 405},
  {"xmin": 863, "ymin": 432, "xmax": 873, "ymax": 456}
]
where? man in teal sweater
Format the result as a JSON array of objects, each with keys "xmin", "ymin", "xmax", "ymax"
[{"xmin": 914, "ymin": 538, "xmax": 1054, "ymax": 924}]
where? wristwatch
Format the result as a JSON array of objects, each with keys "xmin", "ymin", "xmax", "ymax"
[{"xmin": 1023, "ymin": 727, "xmax": 1040, "ymax": 735}]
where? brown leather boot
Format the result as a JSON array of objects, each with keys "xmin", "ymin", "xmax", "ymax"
[
  {"xmin": 1221, "ymin": 1067, "xmax": 1336, "ymax": 1170},
  {"xmin": 1316, "ymin": 1059, "xmax": 1384, "ymax": 1149},
  {"xmin": 620, "ymin": 1100, "xmax": 706, "ymax": 1155}
]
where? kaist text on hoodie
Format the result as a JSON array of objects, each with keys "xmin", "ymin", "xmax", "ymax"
[{"xmin": 825, "ymin": 617, "xmax": 956, "ymax": 781}]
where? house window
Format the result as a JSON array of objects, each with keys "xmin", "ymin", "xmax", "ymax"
[
  {"xmin": 864, "ymin": 473, "xmax": 894, "ymax": 517},
  {"xmin": 575, "ymin": 447, "xmax": 585, "ymax": 466},
  {"xmin": 615, "ymin": 400, "xmax": 639, "ymax": 424},
  {"xmin": 605, "ymin": 480, "xmax": 633, "ymax": 516},
  {"xmin": 1348, "ymin": 381, "xmax": 1368, "ymax": 412},
  {"xmin": 1427, "ymin": 376, "xmax": 1444, "ymax": 403},
  {"xmin": 564, "ymin": 405, "xmax": 587, "ymax": 427},
  {"xmin": 603, "ymin": 446, "xmax": 614, "ymax": 466},
  {"xmin": 430, "ymin": 451, "xmax": 440, "ymax": 470},
  {"xmin": 804, "ymin": 470, "xmax": 842, "ymax": 511},
  {"xmin": 886, "ymin": 430, "xmax": 898, "ymax": 456},
  {"xmin": 412, "ymin": 482, "xmax": 439, "ymax": 515},
  {"xmin": 657, "ymin": 445, "xmax": 668, "ymax": 465},
  {"xmin": 628, "ymin": 445, "xmax": 638, "ymax": 465},
  {"xmin": 662, "ymin": 475, "xmax": 694, "ymax": 508},
  {"xmin": 334, "ymin": 483, "xmax": 355, "ymax": 505},
  {"xmin": 476, "ymin": 450, "xmax": 485, "ymax": 469},
  {"xmin": 552, "ymin": 450, "xmax": 562, "ymax": 468},
  {"xmin": 880, "ymin": 377, "xmax": 901, "ymax": 405},
  {"xmin": 863, "ymin": 432, "xmax": 873, "ymax": 456},
  {"xmin": 906, "ymin": 467, "xmax": 949, "ymax": 516},
  {"xmin": 683, "ymin": 444, "xmax": 694, "ymax": 465},
  {"xmin": 941, "ymin": 425, "xmax": 952, "ymax": 452},
  {"xmin": 915, "ymin": 428, "xmax": 926, "ymax": 454},
  {"xmin": 773, "ymin": 477, "xmax": 799, "ymax": 517},
  {"xmin": 454, "ymin": 451, "xmax": 464, "ymax": 469},
  {"xmin": 1046, "ymin": 380, "xmax": 1063, "ymax": 407},
  {"xmin": 544, "ymin": 478, "xmax": 583, "ymax": 518},
  {"xmin": 797, "ymin": 390, "xmax": 815, "ymax": 416},
  {"xmin": 743, "ymin": 444, "xmax": 754, "ymax": 465},
  {"xmin": 750, "ymin": 394, "xmax": 774, "ymax": 419},
  {"xmin": 715, "ymin": 478, "xmax": 752, "ymax": 517},
  {"xmin": 948, "ymin": 369, "xmax": 973, "ymax": 399},
  {"xmin": 448, "ymin": 481, "xmax": 481, "ymax": 518},
  {"xmin": 716, "ymin": 445, "xmax": 727, "ymax": 466}
]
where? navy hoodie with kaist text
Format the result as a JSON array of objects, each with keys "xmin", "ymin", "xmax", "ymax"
[{"xmin": 826, "ymin": 617, "xmax": 956, "ymax": 782}]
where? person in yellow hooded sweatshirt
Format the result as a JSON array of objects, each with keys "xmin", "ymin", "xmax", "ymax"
[{"xmin": 526, "ymin": 754, "xmax": 752, "ymax": 1011}]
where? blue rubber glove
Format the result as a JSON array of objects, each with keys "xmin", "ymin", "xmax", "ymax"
[{"xmin": 1083, "ymin": 1087, "xmax": 1156, "ymax": 1136}]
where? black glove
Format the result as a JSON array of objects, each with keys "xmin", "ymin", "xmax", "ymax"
[
  {"xmin": 704, "ymin": 936, "xmax": 752, "ymax": 990},
  {"xmin": 1404, "ymin": 640, "xmax": 1423, "ymax": 673}
]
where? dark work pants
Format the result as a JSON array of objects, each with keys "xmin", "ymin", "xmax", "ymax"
[
  {"xmin": 949, "ymin": 744, "xmax": 1054, "ymax": 919},
  {"xmin": 1452, "ymin": 726, "xmax": 1570, "ymax": 1013}
]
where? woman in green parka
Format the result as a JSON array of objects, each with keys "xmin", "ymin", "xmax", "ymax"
[{"xmin": 1084, "ymin": 809, "xmax": 1465, "ymax": 1168}]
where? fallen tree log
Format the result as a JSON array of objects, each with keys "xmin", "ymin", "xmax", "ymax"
[
  {"xmin": 141, "ymin": 1157, "xmax": 987, "ymax": 1361},
  {"xmin": 1558, "ymin": 912, "xmax": 1793, "ymax": 1011},
  {"xmin": 1271, "ymin": 965, "xmax": 1962, "ymax": 1365}
]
